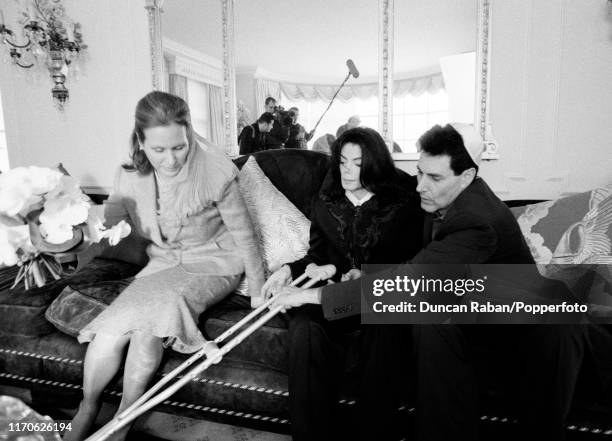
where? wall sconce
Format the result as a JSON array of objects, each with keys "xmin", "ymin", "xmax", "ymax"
[{"xmin": 0, "ymin": 0, "xmax": 87, "ymax": 109}]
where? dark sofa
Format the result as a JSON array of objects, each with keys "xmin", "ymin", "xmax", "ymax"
[{"xmin": 1, "ymin": 149, "xmax": 611, "ymax": 439}]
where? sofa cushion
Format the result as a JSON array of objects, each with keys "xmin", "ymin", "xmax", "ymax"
[
  {"xmin": 233, "ymin": 149, "xmax": 331, "ymax": 219},
  {"xmin": 0, "ymin": 258, "xmax": 141, "ymax": 337},
  {"xmin": 237, "ymin": 156, "xmax": 310, "ymax": 274},
  {"xmin": 200, "ymin": 294, "xmax": 290, "ymax": 372},
  {"xmin": 515, "ymin": 185, "xmax": 612, "ymax": 264},
  {"xmin": 515, "ymin": 186, "xmax": 612, "ymax": 316},
  {"xmin": 200, "ymin": 294, "xmax": 363, "ymax": 399}
]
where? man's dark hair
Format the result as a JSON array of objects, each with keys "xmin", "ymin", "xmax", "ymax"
[
  {"xmin": 418, "ymin": 124, "xmax": 478, "ymax": 175},
  {"xmin": 328, "ymin": 127, "xmax": 397, "ymax": 198},
  {"xmin": 264, "ymin": 97, "xmax": 277, "ymax": 106},
  {"xmin": 258, "ymin": 112, "xmax": 275, "ymax": 124}
]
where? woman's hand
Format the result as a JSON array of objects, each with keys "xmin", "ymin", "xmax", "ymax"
[
  {"xmin": 261, "ymin": 265, "xmax": 292, "ymax": 299},
  {"xmin": 341, "ymin": 268, "xmax": 362, "ymax": 282},
  {"xmin": 305, "ymin": 263, "xmax": 336, "ymax": 282}
]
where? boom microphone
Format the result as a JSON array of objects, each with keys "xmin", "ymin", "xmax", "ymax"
[
  {"xmin": 346, "ymin": 59, "xmax": 360, "ymax": 78},
  {"xmin": 311, "ymin": 59, "xmax": 360, "ymax": 134}
]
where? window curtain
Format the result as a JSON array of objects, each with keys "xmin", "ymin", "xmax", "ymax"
[
  {"xmin": 274, "ymin": 72, "xmax": 444, "ymax": 103},
  {"xmin": 394, "ymin": 73, "xmax": 444, "ymax": 98},
  {"xmin": 207, "ymin": 84, "xmax": 224, "ymax": 146},
  {"xmin": 169, "ymin": 74, "xmax": 188, "ymax": 101},
  {"xmin": 255, "ymin": 79, "xmax": 281, "ymax": 114}
]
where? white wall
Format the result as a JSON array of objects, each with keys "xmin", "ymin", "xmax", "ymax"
[
  {"xmin": 1, "ymin": 0, "xmax": 610, "ymax": 200},
  {"xmin": 0, "ymin": 0, "xmax": 152, "ymax": 193},
  {"xmin": 398, "ymin": 0, "xmax": 612, "ymax": 199}
]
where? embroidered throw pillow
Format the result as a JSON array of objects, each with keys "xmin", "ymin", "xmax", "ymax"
[
  {"xmin": 237, "ymin": 156, "xmax": 310, "ymax": 276},
  {"xmin": 515, "ymin": 185, "xmax": 612, "ymax": 316},
  {"xmin": 515, "ymin": 185, "xmax": 612, "ymax": 265}
]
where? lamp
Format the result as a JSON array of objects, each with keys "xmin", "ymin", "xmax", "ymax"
[{"xmin": 0, "ymin": 0, "xmax": 86, "ymax": 109}]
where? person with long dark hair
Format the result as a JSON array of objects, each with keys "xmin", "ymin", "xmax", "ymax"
[
  {"xmin": 66, "ymin": 91, "xmax": 265, "ymax": 441},
  {"xmin": 262, "ymin": 127, "xmax": 424, "ymax": 441}
]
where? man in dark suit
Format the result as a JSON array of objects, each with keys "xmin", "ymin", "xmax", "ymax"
[
  {"xmin": 263, "ymin": 96, "xmax": 290, "ymax": 148},
  {"xmin": 274, "ymin": 123, "xmax": 585, "ymax": 440},
  {"xmin": 238, "ymin": 112, "xmax": 276, "ymax": 155}
]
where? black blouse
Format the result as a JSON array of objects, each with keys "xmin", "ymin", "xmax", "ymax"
[{"xmin": 288, "ymin": 170, "xmax": 424, "ymax": 281}]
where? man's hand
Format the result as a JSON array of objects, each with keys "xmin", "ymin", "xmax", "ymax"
[
  {"xmin": 272, "ymin": 286, "xmax": 322, "ymax": 313},
  {"xmin": 261, "ymin": 265, "xmax": 292, "ymax": 299},
  {"xmin": 250, "ymin": 296, "xmax": 267, "ymax": 309},
  {"xmin": 202, "ymin": 341, "xmax": 222, "ymax": 364},
  {"xmin": 307, "ymin": 129, "xmax": 315, "ymax": 140},
  {"xmin": 341, "ymin": 268, "xmax": 362, "ymax": 282},
  {"xmin": 305, "ymin": 263, "xmax": 336, "ymax": 282}
]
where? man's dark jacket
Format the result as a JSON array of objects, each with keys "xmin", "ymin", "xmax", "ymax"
[
  {"xmin": 238, "ymin": 123, "xmax": 272, "ymax": 155},
  {"xmin": 321, "ymin": 177, "xmax": 534, "ymax": 320}
]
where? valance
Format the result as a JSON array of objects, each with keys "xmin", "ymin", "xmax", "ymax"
[{"xmin": 255, "ymin": 72, "xmax": 444, "ymax": 107}]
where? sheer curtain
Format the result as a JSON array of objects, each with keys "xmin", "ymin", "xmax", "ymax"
[
  {"xmin": 208, "ymin": 85, "xmax": 224, "ymax": 146},
  {"xmin": 255, "ymin": 79, "xmax": 280, "ymax": 114},
  {"xmin": 272, "ymin": 72, "xmax": 443, "ymax": 103},
  {"xmin": 169, "ymin": 74, "xmax": 188, "ymax": 101}
]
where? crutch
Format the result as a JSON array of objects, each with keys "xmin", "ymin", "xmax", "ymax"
[{"xmin": 84, "ymin": 272, "xmax": 321, "ymax": 441}]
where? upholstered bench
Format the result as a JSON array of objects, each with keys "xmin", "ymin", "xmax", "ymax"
[{"xmin": 0, "ymin": 149, "xmax": 611, "ymax": 439}]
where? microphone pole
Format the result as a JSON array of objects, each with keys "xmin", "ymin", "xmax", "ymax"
[{"xmin": 311, "ymin": 71, "xmax": 352, "ymax": 134}]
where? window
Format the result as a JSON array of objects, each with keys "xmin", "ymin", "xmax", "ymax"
[
  {"xmin": 186, "ymin": 79, "xmax": 212, "ymax": 141},
  {"xmin": 280, "ymin": 88, "xmax": 448, "ymax": 153},
  {"xmin": 393, "ymin": 90, "xmax": 449, "ymax": 152},
  {"xmin": 280, "ymin": 93, "xmax": 377, "ymax": 143}
]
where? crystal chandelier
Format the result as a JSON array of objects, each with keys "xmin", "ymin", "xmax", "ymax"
[{"xmin": 0, "ymin": 0, "xmax": 87, "ymax": 109}]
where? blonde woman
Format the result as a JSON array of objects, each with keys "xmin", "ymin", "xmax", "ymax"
[{"xmin": 66, "ymin": 91, "xmax": 264, "ymax": 441}]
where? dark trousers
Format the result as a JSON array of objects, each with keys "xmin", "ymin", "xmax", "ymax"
[
  {"xmin": 288, "ymin": 305, "xmax": 349, "ymax": 441},
  {"xmin": 287, "ymin": 305, "xmax": 411, "ymax": 441},
  {"xmin": 413, "ymin": 324, "xmax": 586, "ymax": 441}
]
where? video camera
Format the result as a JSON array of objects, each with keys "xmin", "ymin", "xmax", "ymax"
[{"xmin": 273, "ymin": 105, "xmax": 295, "ymax": 127}]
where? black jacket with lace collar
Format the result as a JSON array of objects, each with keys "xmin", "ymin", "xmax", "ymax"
[{"xmin": 287, "ymin": 168, "xmax": 424, "ymax": 281}]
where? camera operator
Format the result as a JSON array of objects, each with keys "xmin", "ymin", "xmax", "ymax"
[
  {"xmin": 264, "ymin": 97, "xmax": 290, "ymax": 148},
  {"xmin": 285, "ymin": 107, "xmax": 315, "ymax": 149},
  {"xmin": 238, "ymin": 112, "xmax": 276, "ymax": 155}
]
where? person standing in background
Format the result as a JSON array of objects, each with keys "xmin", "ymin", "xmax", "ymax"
[
  {"xmin": 264, "ymin": 96, "xmax": 290, "ymax": 148},
  {"xmin": 238, "ymin": 112, "xmax": 276, "ymax": 155},
  {"xmin": 285, "ymin": 107, "xmax": 315, "ymax": 149},
  {"xmin": 336, "ymin": 115, "xmax": 361, "ymax": 138}
]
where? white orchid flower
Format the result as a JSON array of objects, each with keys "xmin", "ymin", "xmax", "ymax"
[
  {"xmin": 40, "ymin": 195, "xmax": 90, "ymax": 228},
  {"xmin": 85, "ymin": 212, "xmax": 105, "ymax": 243},
  {"xmin": 45, "ymin": 175, "xmax": 84, "ymax": 201},
  {"xmin": 38, "ymin": 176, "xmax": 90, "ymax": 244},
  {"xmin": 0, "ymin": 167, "xmax": 62, "ymax": 217},
  {"xmin": 0, "ymin": 224, "xmax": 33, "ymax": 266},
  {"xmin": 0, "ymin": 174, "xmax": 41, "ymax": 217},
  {"xmin": 38, "ymin": 222, "xmax": 75, "ymax": 245},
  {"xmin": 104, "ymin": 220, "xmax": 131, "ymax": 245},
  {"xmin": 85, "ymin": 206, "xmax": 131, "ymax": 246},
  {"xmin": 23, "ymin": 167, "xmax": 64, "ymax": 195}
]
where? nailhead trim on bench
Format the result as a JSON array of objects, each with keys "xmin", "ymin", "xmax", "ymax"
[
  {"xmin": 0, "ymin": 372, "xmax": 290, "ymax": 425},
  {"xmin": 2, "ymin": 355, "xmax": 610, "ymax": 436},
  {"xmin": 0, "ymin": 347, "xmax": 290, "ymax": 396},
  {"xmin": 0, "ymin": 372, "xmax": 82, "ymax": 390},
  {"xmin": 0, "ymin": 348, "xmax": 83, "ymax": 365},
  {"xmin": 171, "ymin": 373, "xmax": 289, "ymax": 397}
]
